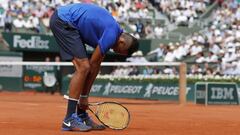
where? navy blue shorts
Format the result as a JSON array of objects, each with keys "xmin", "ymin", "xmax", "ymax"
[{"xmin": 50, "ymin": 11, "xmax": 87, "ymax": 60}]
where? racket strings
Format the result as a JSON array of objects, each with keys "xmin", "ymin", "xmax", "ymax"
[{"xmin": 97, "ymin": 103, "xmax": 129, "ymax": 129}]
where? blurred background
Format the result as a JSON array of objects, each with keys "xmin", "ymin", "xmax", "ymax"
[{"xmin": 0, "ymin": 0, "xmax": 239, "ymax": 101}]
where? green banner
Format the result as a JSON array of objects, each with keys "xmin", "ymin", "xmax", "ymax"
[
  {"xmin": 2, "ymin": 32, "xmax": 59, "ymax": 52},
  {"xmin": 207, "ymin": 83, "xmax": 239, "ymax": 105},
  {"xmin": 195, "ymin": 82, "xmax": 239, "ymax": 105},
  {"xmin": 2, "ymin": 32, "xmax": 151, "ymax": 54},
  {"xmin": 23, "ymin": 65, "xmax": 58, "ymax": 91},
  {"xmin": 195, "ymin": 82, "xmax": 207, "ymax": 104},
  {"xmin": 62, "ymin": 76, "xmax": 195, "ymax": 101}
]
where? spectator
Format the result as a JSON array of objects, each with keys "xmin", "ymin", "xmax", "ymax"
[
  {"xmin": 144, "ymin": 22, "xmax": 154, "ymax": 39},
  {"xmin": 173, "ymin": 42, "xmax": 185, "ymax": 60},
  {"xmin": 195, "ymin": 52, "xmax": 206, "ymax": 63},
  {"xmin": 163, "ymin": 66, "xmax": 177, "ymax": 75},
  {"xmin": 209, "ymin": 43, "xmax": 221, "ymax": 55},
  {"xmin": 42, "ymin": 13, "xmax": 50, "ymax": 33},
  {"xmin": 126, "ymin": 51, "xmax": 148, "ymax": 62},
  {"xmin": 143, "ymin": 66, "xmax": 154, "ymax": 75},
  {"xmin": 164, "ymin": 44, "xmax": 175, "ymax": 62},
  {"xmin": 154, "ymin": 23, "xmax": 164, "ymax": 38},
  {"xmin": 13, "ymin": 14, "xmax": 26, "ymax": 30},
  {"xmin": 129, "ymin": 66, "xmax": 140, "ymax": 75},
  {"xmin": 4, "ymin": 11, "xmax": 12, "ymax": 32},
  {"xmin": 25, "ymin": 13, "xmax": 40, "ymax": 33},
  {"xmin": 190, "ymin": 64, "xmax": 202, "ymax": 75},
  {"xmin": 147, "ymin": 43, "xmax": 166, "ymax": 61},
  {"xmin": 135, "ymin": 20, "xmax": 145, "ymax": 37},
  {"xmin": 190, "ymin": 44, "xmax": 203, "ymax": 56},
  {"xmin": 205, "ymin": 52, "xmax": 218, "ymax": 63}
]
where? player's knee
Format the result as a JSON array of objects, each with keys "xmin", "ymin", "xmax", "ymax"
[
  {"xmin": 73, "ymin": 58, "xmax": 90, "ymax": 74},
  {"xmin": 79, "ymin": 63, "xmax": 90, "ymax": 73}
]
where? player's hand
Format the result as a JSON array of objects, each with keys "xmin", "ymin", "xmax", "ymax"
[{"xmin": 79, "ymin": 97, "xmax": 89, "ymax": 110}]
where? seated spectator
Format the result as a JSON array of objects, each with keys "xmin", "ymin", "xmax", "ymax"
[
  {"xmin": 205, "ymin": 52, "xmax": 218, "ymax": 63},
  {"xmin": 147, "ymin": 43, "xmax": 166, "ymax": 61},
  {"xmin": 190, "ymin": 44, "xmax": 203, "ymax": 56},
  {"xmin": 177, "ymin": 43, "xmax": 189, "ymax": 57},
  {"xmin": 195, "ymin": 52, "xmax": 206, "ymax": 63},
  {"xmin": 209, "ymin": 43, "xmax": 221, "ymax": 55},
  {"xmin": 126, "ymin": 51, "xmax": 148, "ymax": 62},
  {"xmin": 175, "ymin": 12, "xmax": 188, "ymax": 26},
  {"xmin": 164, "ymin": 45, "xmax": 175, "ymax": 62},
  {"xmin": 33, "ymin": 6, "xmax": 44, "ymax": 18},
  {"xmin": 13, "ymin": 14, "xmax": 26, "ymax": 30},
  {"xmin": 135, "ymin": 20, "xmax": 145, "ymax": 37},
  {"xmin": 143, "ymin": 66, "xmax": 154, "ymax": 75},
  {"xmin": 222, "ymin": 51, "xmax": 237, "ymax": 63},
  {"xmin": 25, "ymin": 13, "xmax": 40, "ymax": 33},
  {"xmin": 129, "ymin": 66, "xmax": 140, "ymax": 76},
  {"xmin": 190, "ymin": 64, "xmax": 202, "ymax": 75},
  {"xmin": 173, "ymin": 42, "xmax": 185, "ymax": 60},
  {"xmin": 24, "ymin": 17, "xmax": 34, "ymax": 30},
  {"xmin": 163, "ymin": 66, "xmax": 177, "ymax": 75},
  {"xmin": 144, "ymin": 22, "xmax": 154, "ymax": 39},
  {"xmin": 154, "ymin": 23, "xmax": 164, "ymax": 38},
  {"xmin": 42, "ymin": 13, "xmax": 50, "ymax": 32}
]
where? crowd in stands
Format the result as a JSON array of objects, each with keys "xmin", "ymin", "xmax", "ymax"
[
  {"xmin": 123, "ymin": 0, "xmax": 239, "ymax": 76},
  {"xmin": 150, "ymin": 0, "xmax": 216, "ymax": 26},
  {"xmin": 0, "ymin": 0, "xmax": 59, "ymax": 33},
  {"xmin": 0, "ymin": 0, "xmax": 163, "ymax": 39},
  {"xmin": 0, "ymin": 0, "xmax": 214, "ymax": 38},
  {"xmin": 0, "ymin": 0, "xmax": 239, "ymax": 76}
]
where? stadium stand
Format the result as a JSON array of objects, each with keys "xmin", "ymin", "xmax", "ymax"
[{"xmin": 0, "ymin": 0, "xmax": 239, "ymax": 76}]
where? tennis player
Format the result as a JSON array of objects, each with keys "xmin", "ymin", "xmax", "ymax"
[{"xmin": 50, "ymin": 3, "xmax": 139, "ymax": 132}]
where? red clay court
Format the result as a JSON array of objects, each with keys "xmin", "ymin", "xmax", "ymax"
[{"xmin": 0, "ymin": 91, "xmax": 240, "ymax": 135}]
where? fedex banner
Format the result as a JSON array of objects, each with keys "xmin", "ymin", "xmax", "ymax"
[
  {"xmin": 2, "ymin": 32, "xmax": 59, "ymax": 52},
  {"xmin": 2, "ymin": 32, "xmax": 150, "ymax": 54}
]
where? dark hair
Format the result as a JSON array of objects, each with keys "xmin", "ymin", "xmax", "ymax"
[{"xmin": 122, "ymin": 33, "xmax": 139, "ymax": 56}]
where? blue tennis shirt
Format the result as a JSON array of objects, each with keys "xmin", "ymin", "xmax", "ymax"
[{"xmin": 57, "ymin": 3, "xmax": 123, "ymax": 55}]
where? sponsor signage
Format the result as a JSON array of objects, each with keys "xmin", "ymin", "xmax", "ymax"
[
  {"xmin": 2, "ymin": 32, "xmax": 150, "ymax": 54},
  {"xmin": 0, "ymin": 56, "xmax": 23, "ymax": 77},
  {"xmin": 61, "ymin": 77, "xmax": 194, "ymax": 101},
  {"xmin": 0, "ymin": 52, "xmax": 23, "ymax": 90},
  {"xmin": 2, "ymin": 32, "xmax": 59, "ymax": 52},
  {"xmin": 208, "ymin": 83, "xmax": 239, "ymax": 105},
  {"xmin": 195, "ymin": 82, "xmax": 239, "ymax": 105},
  {"xmin": 23, "ymin": 65, "xmax": 57, "ymax": 90}
]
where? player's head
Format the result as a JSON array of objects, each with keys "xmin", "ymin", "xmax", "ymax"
[{"xmin": 112, "ymin": 33, "xmax": 139, "ymax": 56}]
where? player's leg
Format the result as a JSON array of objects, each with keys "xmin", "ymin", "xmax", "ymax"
[
  {"xmin": 61, "ymin": 58, "xmax": 91, "ymax": 131},
  {"xmin": 76, "ymin": 66, "xmax": 106, "ymax": 130},
  {"xmin": 50, "ymin": 10, "xmax": 91, "ymax": 131}
]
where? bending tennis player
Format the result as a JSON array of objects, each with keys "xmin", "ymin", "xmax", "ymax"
[{"xmin": 50, "ymin": 3, "xmax": 139, "ymax": 132}]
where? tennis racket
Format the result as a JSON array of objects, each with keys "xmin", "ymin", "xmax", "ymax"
[
  {"xmin": 63, "ymin": 95, "xmax": 130, "ymax": 130},
  {"xmin": 88, "ymin": 102, "xmax": 130, "ymax": 130}
]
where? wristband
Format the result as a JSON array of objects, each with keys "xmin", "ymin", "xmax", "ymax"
[{"xmin": 80, "ymin": 95, "xmax": 88, "ymax": 98}]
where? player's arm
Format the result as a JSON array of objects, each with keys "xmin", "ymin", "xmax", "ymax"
[{"xmin": 81, "ymin": 45, "xmax": 104, "ymax": 96}]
